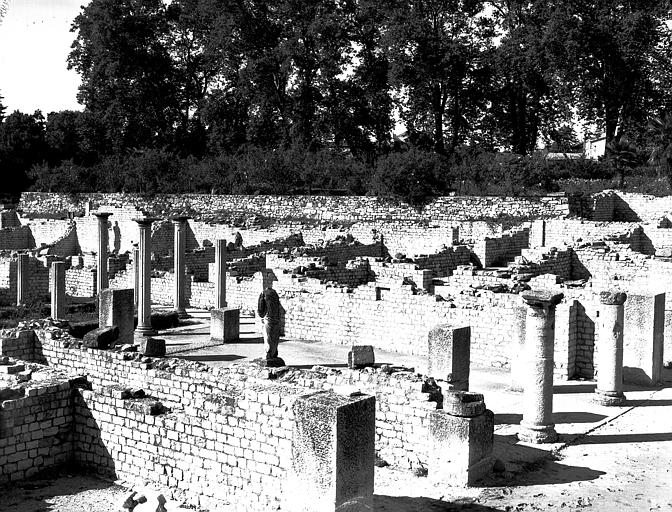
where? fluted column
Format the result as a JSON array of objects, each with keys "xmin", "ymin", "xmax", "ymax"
[
  {"xmin": 50, "ymin": 261, "xmax": 66, "ymax": 320},
  {"xmin": 132, "ymin": 244, "xmax": 139, "ymax": 309},
  {"xmin": 173, "ymin": 216, "xmax": 189, "ymax": 318},
  {"xmin": 133, "ymin": 218, "xmax": 157, "ymax": 337},
  {"xmin": 16, "ymin": 253, "xmax": 29, "ymax": 306},
  {"xmin": 594, "ymin": 291, "xmax": 627, "ymax": 406},
  {"xmin": 215, "ymin": 239, "xmax": 227, "ymax": 309},
  {"xmin": 518, "ymin": 291, "xmax": 563, "ymax": 443},
  {"xmin": 93, "ymin": 212, "xmax": 112, "ymax": 295}
]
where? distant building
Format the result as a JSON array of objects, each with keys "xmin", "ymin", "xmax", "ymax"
[{"xmin": 584, "ymin": 136, "xmax": 606, "ymax": 160}]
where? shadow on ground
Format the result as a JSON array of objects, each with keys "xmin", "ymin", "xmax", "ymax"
[
  {"xmin": 178, "ymin": 354, "xmax": 246, "ymax": 362},
  {"xmin": 495, "ymin": 412, "xmax": 606, "ymax": 425},
  {"xmin": 553, "ymin": 383, "xmax": 596, "ymax": 394},
  {"xmin": 374, "ymin": 495, "xmax": 506, "ymax": 511}
]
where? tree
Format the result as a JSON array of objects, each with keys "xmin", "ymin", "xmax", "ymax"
[
  {"xmin": 383, "ymin": 0, "xmax": 494, "ymax": 154},
  {"xmin": 545, "ymin": 0, "xmax": 672, "ymax": 146},
  {"xmin": 69, "ymin": 0, "xmax": 178, "ymax": 151},
  {"xmin": 648, "ymin": 113, "xmax": 672, "ymax": 183},
  {"xmin": 0, "ymin": 92, "xmax": 5, "ymax": 121},
  {"xmin": 0, "ymin": 110, "xmax": 47, "ymax": 194}
]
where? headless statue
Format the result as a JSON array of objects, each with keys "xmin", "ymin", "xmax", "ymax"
[{"xmin": 257, "ymin": 287, "xmax": 281, "ymax": 360}]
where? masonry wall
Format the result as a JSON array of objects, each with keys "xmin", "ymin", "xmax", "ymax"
[
  {"xmin": 0, "ymin": 226, "xmax": 33, "ymax": 250},
  {"xmin": 19, "ymin": 192, "xmax": 577, "ymax": 223},
  {"xmin": 474, "ymin": 227, "xmax": 530, "ymax": 267},
  {"xmin": 0, "ymin": 380, "xmax": 74, "ymax": 484}
]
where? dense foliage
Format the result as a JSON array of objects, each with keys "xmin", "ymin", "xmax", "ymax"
[{"xmin": 1, "ymin": 0, "xmax": 672, "ymax": 201}]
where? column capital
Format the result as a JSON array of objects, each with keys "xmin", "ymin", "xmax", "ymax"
[
  {"xmin": 522, "ymin": 290, "xmax": 563, "ymax": 308},
  {"xmin": 132, "ymin": 217, "xmax": 159, "ymax": 226},
  {"xmin": 93, "ymin": 211, "xmax": 112, "ymax": 219},
  {"xmin": 598, "ymin": 290, "xmax": 627, "ymax": 306}
]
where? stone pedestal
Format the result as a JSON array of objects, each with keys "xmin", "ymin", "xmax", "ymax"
[
  {"xmin": 99, "ymin": 288, "xmax": 135, "ymax": 345},
  {"xmin": 16, "ymin": 253, "xmax": 29, "ymax": 306},
  {"xmin": 286, "ymin": 390, "xmax": 375, "ymax": 512},
  {"xmin": 427, "ymin": 325, "xmax": 470, "ymax": 391},
  {"xmin": 172, "ymin": 216, "xmax": 189, "ymax": 318},
  {"xmin": 623, "ymin": 293, "xmax": 665, "ymax": 386},
  {"xmin": 50, "ymin": 261, "xmax": 66, "ymax": 320},
  {"xmin": 348, "ymin": 345, "xmax": 375, "ymax": 369},
  {"xmin": 133, "ymin": 218, "xmax": 157, "ymax": 338},
  {"xmin": 429, "ymin": 391, "xmax": 494, "ymax": 487},
  {"xmin": 94, "ymin": 212, "xmax": 112, "ymax": 295},
  {"xmin": 215, "ymin": 239, "xmax": 227, "ymax": 308},
  {"xmin": 210, "ymin": 307, "xmax": 240, "ymax": 342},
  {"xmin": 518, "ymin": 291, "xmax": 563, "ymax": 444},
  {"xmin": 140, "ymin": 337, "xmax": 166, "ymax": 357},
  {"xmin": 594, "ymin": 291, "xmax": 627, "ymax": 406}
]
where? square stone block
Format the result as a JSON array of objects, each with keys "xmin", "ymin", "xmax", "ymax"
[
  {"xmin": 623, "ymin": 293, "xmax": 664, "ymax": 386},
  {"xmin": 99, "ymin": 288, "xmax": 134, "ymax": 345},
  {"xmin": 210, "ymin": 308, "xmax": 240, "ymax": 343},
  {"xmin": 428, "ymin": 408, "xmax": 494, "ymax": 486},
  {"xmin": 286, "ymin": 390, "xmax": 375, "ymax": 512},
  {"xmin": 348, "ymin": 345, "xmax": 375, "ymax": 369},
  {"xmin": 428, "ymin": 325, "xmax": 470, "ymax": 390}
]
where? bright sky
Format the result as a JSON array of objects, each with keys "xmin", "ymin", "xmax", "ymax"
[{"xmin": 0, "ymin": 0, "xmax": 87, "ymax": 115}]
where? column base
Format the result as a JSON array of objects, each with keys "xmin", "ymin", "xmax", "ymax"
[
  {"xmin": 175, "ymin": 308, "xmax": 190, "ymax": 319},
  {"xmin": 593, "ymin": 389, "xmax": 626, "ymax": 406},
  {"xmin": 134, "ymin": 326, "xmax": 158, "ymax": 338},
  {"xmin": 517, "ymin": 422, "xmax": 558, "ymax": 444}
]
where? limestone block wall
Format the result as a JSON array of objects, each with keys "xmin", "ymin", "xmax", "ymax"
[
  {"xmin": 530, "ymin": 219, "xmax": 647, "ymax": 252},
  {"xmin": 473, "ymin": 227, "xmax": 530, "ymax": 267},
  {"xmin": 0, "ymin": 379, "xmax": 75, "ymax": 484},
  {"xmin": 19, "ymin": 192, "xmax": 578, "ymax": 223},
  {"xmin": 0, "ymin": 209, "xmax": 21, "ymax": 228},
  {"xmin": 73, "ymin": 206, "xmax": 145, "ymax": 255},
  {"xmin": 0, "ymin": 226, "xmax": 33, "ymax": 250},
  {"xmin": 65, "ymin": 267, "xmax": 97, "ymax": 297},
  {"xmin": 410, "ymin": 246, "xmax": 471, "ymax": 277}
]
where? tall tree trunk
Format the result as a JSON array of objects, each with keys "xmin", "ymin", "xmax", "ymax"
[{"xmin": 433, "ymin": 84, "xmax": 444, "ymax": 154}]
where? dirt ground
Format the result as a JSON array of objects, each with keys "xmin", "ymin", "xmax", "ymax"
[{"xmin": 3, "ymin": 382, "xmax": 670, "ymax": 512}]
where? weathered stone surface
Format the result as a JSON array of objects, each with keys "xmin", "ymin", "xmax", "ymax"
[
  {"xmin": 623, "ymin": 293, "xmax": 664, "ymax": 386},
  {"xmin": 68, "ymin": 320, "xmax": 99, "ymax": 339},
  {"xmin": 428, "ymin": 407, "xmax": 494, "ymax": 486},
  {"xmin": 286, "ymin": 390, "xmax": 375, "ymax": 512},
  {"xmin": 427, "ymin": 325, "xmax": 470, "ymax": 391},
  {"xmin": 594, "ymin": 291, "xmax": 627, "ymax": 406},
  {"xmin": 348, "ymin": 345, "xmax": 375, "ymax": 369},
  {"xmin": 82, "ymin": 326, "xmax": 119, "ymax": 349},
  {"xmin": 99, "ymin": 288, "xmax": 134, "ymax": 345},
  {"xmin": 442, "ymin": 391, "xmax": 486, "ymax": 417},
  {"xmin": 210, "ymin": 307, "xmax": 240, "ymax": 343},
  {"xmin": 140, "ymin": 337, "xmax": 166, "ymax": 357}
]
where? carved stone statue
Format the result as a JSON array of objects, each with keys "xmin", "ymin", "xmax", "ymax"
[{"xmin": 257, "ymin": 287, "xmax": 281, "ymax": 361}]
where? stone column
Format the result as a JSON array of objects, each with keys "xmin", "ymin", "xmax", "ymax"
[
  {"xmin": 50, "ymin": 261, "xmax": 66, "ymax": 320},
  {"xmin": 518, "ymin": 291, "xmax": 563, "ymax": 443},
  {"xmin": 132, "ymin": 244, "xmax": 139, "ymax": 309},
  {"xmin": 595, "ymin": 291, "xmax": 627, "ymax": 406},
  {"xmin": 509, "ymin": 305, "xmax": 528, "ymax": 391},
  {"xmin": 133, "ymin": 218, "xmax": 157, "ymax": 338},
  {"xmin": 215, "ymin": 239, "xmax": 227, "ymax": 308},
  {"xmin": 16, "ymin": 253, "xmax": 29, "ymax": 306},
  {"xmin": 172, "ymin": 216, "xmax": 189, "ymax": 318},
  {"xmin": 93, "ymin": 212, "xmax": 112, "ymax": 295}
]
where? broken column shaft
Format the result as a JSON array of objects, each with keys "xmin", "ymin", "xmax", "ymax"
[
  {"xmin": 215, "ymin": 238, "xmax": 227, "ymax": 308},
  {"xmin": 94, "ymin": 211, "xmax": 112, "ymax": 295},
  {"xmin": 595, "ymin": 291, "xmax": 627, "ymax": 406},
  {"xmin": 50, "ymin": 261, "xmax": 66, "ymax": 320},
  {"xmin": 518, "ymin": 291, "xmax": 563, "ymax": 444}
]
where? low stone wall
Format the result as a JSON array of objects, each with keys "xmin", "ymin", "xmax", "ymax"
[
  {"xmin": 474, "ymin": 227, "xmax": 530, "ymax": 267},
  {"xmin": 0, "ymin": 226, "xmax": 33, "ymax": 251}
]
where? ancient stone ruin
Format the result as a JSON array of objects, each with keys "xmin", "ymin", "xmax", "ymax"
[{"xmin": 0, "ymin": 190, "xmax": 670, "ymax": 510}]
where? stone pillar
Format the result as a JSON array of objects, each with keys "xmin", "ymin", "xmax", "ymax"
[
  {"xmin": 132, "ymin": 245, "xmax": 139, "ymax": 309},
  {"xmin": 16, "ymin": 253, "xmax": 29, "ymax": 306},
  {"xmin": 623, "ymin": 292, "xmax": 665, "ymax": 386},
  {"xmin": 429, "ymin": 391, "xmax": 494, "ymax": 486},
  {"xmin": 93, "ymin": 212, "xmax": 112, "ymax": 295},
  {"xmin": 594, "ymin": 291, "xmax": 627, "ymax": 406},
  {"xmin": 427, "ymin": 325, "xmax": 470, "ymax": 391},
  {"xmin": 99, "ymin": 288, "xmax": 135, "ymax": 345},
  {"xmin": 509, "ymin": 305, "xmax": 527, "ymax": 391},
  {"xmin": 172, "ymin": 216, "xmax": 189, "ymax": 318},
  {"xmin": 50, "ymin": 261, "xmax": 66, "ymax": 320},
  {"xmin": 133, "ymin": 218, "xmax": 157, "ymax": 338},
  {"xmin": 518, "ymin": 291, "xmax": 563, "ymax": 443},
  {"xmin": 285, "ymin": 390, "xmax": 375, "ymax": 512},
  {"xmin": 215, "ymin": 239, "xmax": 227, "ymax": 308}
]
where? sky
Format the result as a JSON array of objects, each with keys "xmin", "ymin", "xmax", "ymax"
[{"xmin": 0, "ymin": 0, "xmax": 87, "ymax": 115}]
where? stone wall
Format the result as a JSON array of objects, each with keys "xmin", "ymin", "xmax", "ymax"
[
  {"xmin": 0, "ymin": 226, "xmax": 33, "ymax": 250},
  {"xmin": 19, "ymin": 192, "xmax": 577, "ymax": 223},
  {"xmin": 0, "ymin": 378, "xmax": 75, "ymax": 484},
  {"xmin": 474, "ymin": 227, "xmax": 530, "ymax": 267}
]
